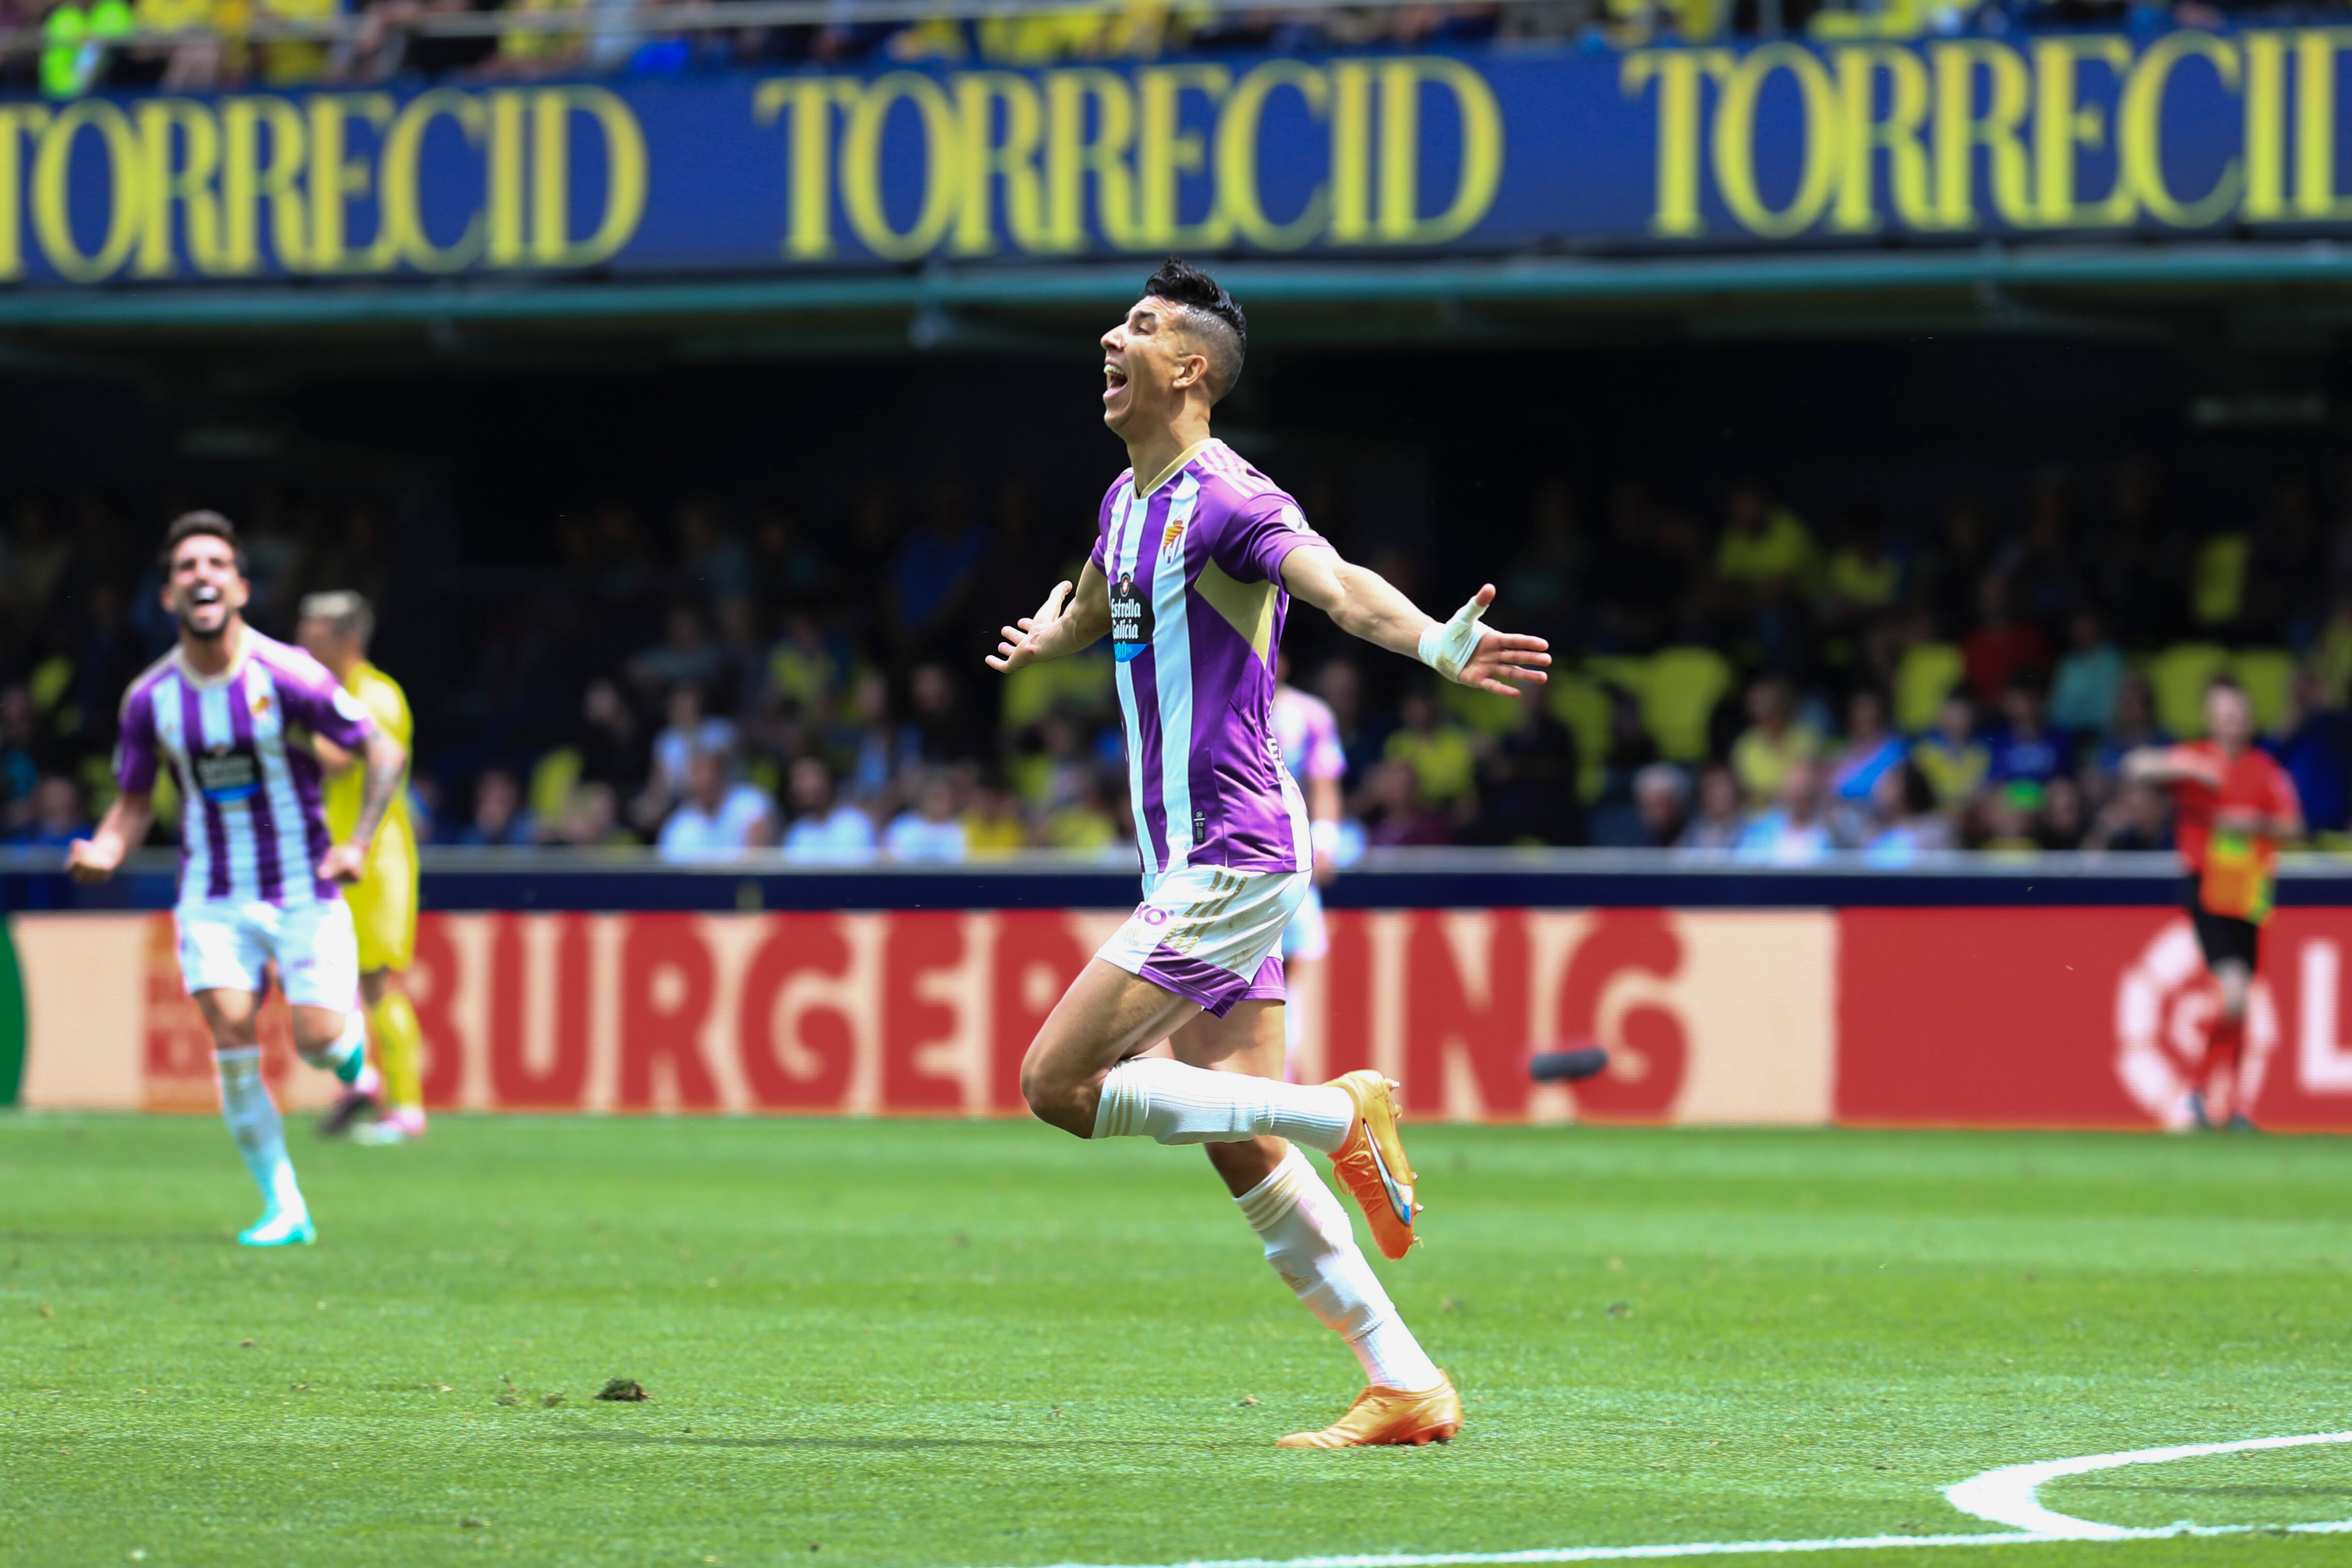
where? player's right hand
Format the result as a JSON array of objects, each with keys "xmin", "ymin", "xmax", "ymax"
[
  {"xmin": 985, "ymin": 581, "xmax": 1073, "ymax": 675},
  {"xmin": 65, "ymin": 837, "xmax": 118, "ymax": 884}
]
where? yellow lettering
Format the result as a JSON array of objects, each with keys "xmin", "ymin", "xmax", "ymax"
[
  {"xmin": 1931, "ymin": 40, "xmax": 2035, "ymax": 228},
  {"xmin": 953, "ymin": 72, "xmax": 1046, "ymax": 256},
  {"xmin": 2031, "ymin": 35, "xmax": 2134, "ymax": 226},
  {"xmin": 1712, "ymin": 43, "xmax": 1840, "ymax": 238},
  {"xmin": 32, "ymin": 100, "xmax": 142, "ymax": 283},
  {"xmin": 1043, "ymin": 68, "xmax": 1137, "ymax": 250},
  {"xmin": 1328, "ymin": 60, "xmax": 1374, "ymax": 241},
  {"xmin": 1137, "ymin": 64, "xmax": 1231, "ymax": 248},
  {"xmin": 0, "ymin": 107, "xmax": 52, "ymax": 281},
  {"xmin": 839, "ymin": 72, "xmax": 961, "ymax": 261},
  {"xmin": 2242, "ymin": 31, "xmax": 2288, "ymax": 220},
  {"xmin": 1376, "ymin": 57, "xmax": 1503, "ymax": 243},
  {"xmin": 528, "ymin": 86, "xmax": 647, "ymax": 267},
  {"xmin": 2121, "ymin": 31, "xmax": 2240, "ymax": 226},
  {"xmin": 221, "ymin": 96, "xmax": 307, "ymax": 273},
  {"xmin": 754, "ymin": 76, "xmax": 845, "ymax": 261},
  {"xmin": 2294, "ymin": 28, "xmax": 2352, "ymax": 219},
  {"xmin": 1623, "ymin": 49, "xmax": 1727, "ymax": 238},
  {"xmin": 486, "ymin": 90, "xmax": 528, "ymax": 264},
  {"xmin": 134, "ymin": 99, "xmax": 223, "ymax": 278},
  {"xmin": 382, "ymin": 89, "xmax": 484, "ymax": 273},
  {"xmin": 1832, "ymin": 44, "xmax": 1936, "ymax": 233},
  {"xmin": 307, "ymin": 93, "xmax": 397, "ymax": 272},
  {"xmin": 1216, "ymin": 60, "xmax": 1326, "ymax": 250}
]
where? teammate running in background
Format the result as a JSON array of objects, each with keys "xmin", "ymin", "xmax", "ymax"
[
  {"xmin": 987, "ymin": 259, "xmax": 1548, "ymax": 1447},
  {"xmin": 68, "ymin": 514, "xmax": 408, "ymax": 1244},
  {"xmin": 2125, "ymin": 678, "xmax": 2303, "ymax": 1130},
  {"xmin": 298, "ymin": 591, "xmax": 426, "ymax": 1145},
  {"xmin": 1271, "ymin": 656, "xmax": 1345, "ymax": 1076}
]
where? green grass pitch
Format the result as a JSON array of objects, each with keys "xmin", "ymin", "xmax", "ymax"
[{"xmin": 6, "ymin": 1115, "xmax": 2352, "ymax": 1567}]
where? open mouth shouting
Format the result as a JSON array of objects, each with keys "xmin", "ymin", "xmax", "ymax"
[{"xmin": 1103, "ymin": 358, "xmax": 1129, "ymax": 409}]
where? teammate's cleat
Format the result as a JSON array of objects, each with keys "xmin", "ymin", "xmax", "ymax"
[
  {"xmin": 316, "ymin": 1077, "xmax": 382, "ymax": 1139},
  {"xmin": 1277, "ymin": 1374, "xmax": 1462, "ymax": 1448},
  {"xmin": 349, "ymin": 1107, "xmax": 426, "ymax": 1145},
  {"xmin": 1325, "ymin": 1070, "xmax": 1420, "ymax": 1260},
  {"xmin": 237, "ymin": 1208, "xmax": 316, "ymax": 1248},
  {"xmin": 2184, "ymin": 1090, "xmax": 2211, "ymax": 1131}
]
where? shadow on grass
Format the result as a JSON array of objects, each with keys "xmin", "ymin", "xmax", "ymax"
[{"xmin": 552, "ymin": 1429, "xmax": 1190, "ymax": 1453}]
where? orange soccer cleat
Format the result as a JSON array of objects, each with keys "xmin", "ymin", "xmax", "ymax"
[
  {"xmin": 1277, "ymin": 1375, "xmax": 1463, "ymax": 1448},
  {"xmin": 1325, "ymin": 1070, "xmax": 1420, "ymax": 1260}
]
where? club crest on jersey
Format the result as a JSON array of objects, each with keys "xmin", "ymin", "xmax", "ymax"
[
  {"xmin": 1159, "ymin": 518, "xmax": 1186, "ymax": 560},
  {"xmin": 249, "ymin": 691, "xmax": 272, "ymax": 718}
]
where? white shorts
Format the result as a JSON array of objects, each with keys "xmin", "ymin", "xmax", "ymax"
[
  {"xmin": 176, "ymin": 897, "xmax": 360, "ymax": 1011},
  {"xmin": 1096, "ymin": 864, "xmax": 1311, "ymax": 1018},
  {"xmin": 1279, "ymin": 884, "xmax": 1329, "ymax": 962}
]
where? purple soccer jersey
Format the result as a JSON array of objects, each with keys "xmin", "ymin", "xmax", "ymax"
[
  {"xmin": 1087, "ymin": 440, "xmax": 1328, "ymax": 879},
  {"xmin": 115, "ymin": 630, "xmax": 377, "ymax": 905}
]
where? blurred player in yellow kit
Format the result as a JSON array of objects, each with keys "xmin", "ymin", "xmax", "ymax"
[{"xmin": 297, "ymin": 592, "xmax": 426, "ymax": 1144}]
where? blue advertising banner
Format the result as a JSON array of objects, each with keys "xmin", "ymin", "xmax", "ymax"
[{"xmin": 1, "ymin": 29, "xmax": 2348, "ymax": 286}]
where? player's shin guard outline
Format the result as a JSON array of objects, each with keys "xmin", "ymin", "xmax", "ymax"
[{"xmin": 1236, "ymin": 1146, "xmax": 1441, "ymax": 1393}]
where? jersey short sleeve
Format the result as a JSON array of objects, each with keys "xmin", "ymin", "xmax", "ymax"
[
  {"xmin": 1208, "ymin": 493, "xmax": 1329, "ymax": 586},
  {"xmin": 1300, "ymin": 705, "xmax": 1346, "ymax": 780},
  {"xmin": 272, "ymin": 653, "xmax": 376, "ymax": 753},
  {"xmin": 115, "ymin": 683, "xmax": 158, "ymax": 795}
]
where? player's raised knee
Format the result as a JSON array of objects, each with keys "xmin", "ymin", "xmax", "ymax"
[{"xmin": 1018, "ymin": 1050, "xmax": 1098, "ymax": 1138}]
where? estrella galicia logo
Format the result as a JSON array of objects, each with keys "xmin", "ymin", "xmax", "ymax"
[{"xmin": 1110, "ymin": 570, "xmax": 1150, "ymax": 663}]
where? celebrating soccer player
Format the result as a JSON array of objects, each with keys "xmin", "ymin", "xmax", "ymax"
[
  {"xmin": 68, "ymin": 514, "xmax": 409, "ymax": 1245},
  {"xmin": 2124, "ymin": 678, "xmax": 2304, "ymax": 1130},
  {"xmin": 298, "ymin": 591, "xmax": 426, "ymax": 1145},
  {"xmin": 987, "ymin": 260, "xmax": 1549, "ymax": 1447}
]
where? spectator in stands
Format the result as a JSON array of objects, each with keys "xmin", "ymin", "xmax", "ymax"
[
  {"xmin": 2040, "ymin": 776, "xmax": 2087, "ymax": 850},
  {"xmin": 657, "ymin": 747, "xmax": 777, "ymax": 859},
  {"xmin": 1820, "ymin": 504, "xmax": 1901, "ymax": 631},
  {"xmin": 1633, "ymin": 762, "xmax": 1690, "ymax": 848},
  {"xmin": 552, "ymin": 781, "xmax": 633, "ymax": 848},
  {"xmin": 884, "ymin": 770, "xmax": 969, "ymax": 861},
  {"xmin": 1962, "ymin": 573, "xmax": 2050, "ymax": 703},
  {"xmin": 2089, "ymin": 672, "xmax": 2166, "ymax": 785},
  {"xmin": 907, "ymin": 661, "xmax": 980, "ymax": 766},
  {"xmin": 1360, "ymin": 758, "xmax": 1452, "ymax": 848},
  {"xmin": 1715, "ymin": 482, "xmax": 1818, "ymax": 599},
  {"xmin": 1314, "ymin": 657, "xmax": 1379, "ymax": 785},
  {"xmin": 2048, "ymin": 608, "xmax": 2125, "ymax": 736},
  {"xmin": 1501, "ymin": 476, "xmax": 1583, "ymax": 649},
  {"xmin": 1730, "ymin": 676, "xmax": 1821, "ymax": 807},
  {"xmin": 1038, "ymin": 771, "xmax": 1120, "ymax": 853},
  {"xmin": 782, "ymin": 756, "xmax": 876, "ymax": 861},
  {"xmin": 577, "ymin": 677, "xmax": 647, "ymax": 801},
  {"xmin": 1586, "ymin": 683, "xmax": 1661, "ymax": 846},
  {"xmin": 2268, "ymin": 667, "xmax": 2352, "ymax": 839},
  {"xmin": 1980, "ymin": 782, "xmax": 2043, "ymax": 854},
  {"xmin": 1677, "ymin": 762, "xmax": 1746, "ymax": 854},
  {"xmin": 2084, "ymin": 778, "xmax": 2171, "ymax": 853},
  {"xmin": 450, "ymin": 768, "xmax": 535, "ymax": 847},
  {"xmin": 1911, "ymin": 693, "xmax": 1989, "ymax": 809},
  {"xmin": 1861, "ymin": 761, "xmax": 1952, "ymax": 866},
  {"xmin": 1988, "ymin": 678, "xmax": 2069, "ymax": 787},
  {"xmin": 1827, "ymin": 688, "xmax": 1904, "ymax": 807},
  {"xmin": 886, "ymin": 480, "xmax": 985, "ymax": 659},
  {"xmin": 961, "ymin": 774, "xmax": 1028, "ymax": 856},
  {"xmin": 1469, "ymin": 697, "xmax": 1582, "ymax": 846},
  {"xmin": 2003, "ymin": 473, "xmax": 2085, "ymax": 626},
  {"xmin": 1383, "ymin": 687, "xmax": 1476, "ymax": 817},
  {"xmin": 649, "ymin": 682, "xmax": 736, "ymax": 810},
  {"xmin": 631, "ymin": 605, "xmax": 723, "ymax": 697},
  {"xmin": 10, "ymin": 775, "xmax": 88, "ymax": 847},
  {"xmin": 1736, "ymin": 759, "xmax": 1836, "ymax": 865}
]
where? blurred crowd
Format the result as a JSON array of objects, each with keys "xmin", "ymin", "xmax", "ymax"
[
  {"xmin": 6, "ymin": 453, "xmax": 2352, "ymax": 866},
  {"xmin": 10, "ymin": 0, "xmax": 2342, "ymax": 99}
]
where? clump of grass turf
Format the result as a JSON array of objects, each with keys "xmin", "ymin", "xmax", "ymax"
[{"xmin": 596, "ymin": 1377, "xmax": 648, "ymax": 1402}]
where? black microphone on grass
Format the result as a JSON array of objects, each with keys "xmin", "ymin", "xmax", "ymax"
[{"xmin": 1528, "ymin": 1044, "xmax": 1610, "ymax": 1084}]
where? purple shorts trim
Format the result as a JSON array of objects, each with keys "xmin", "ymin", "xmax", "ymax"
[
  {"xmin": 1240, "ymin": 953, "xmax": 1287, "ymax": 1004},
  {"xmin": 1138, "ymin": 944, "xmax": 1263, "ymax": 1019}
]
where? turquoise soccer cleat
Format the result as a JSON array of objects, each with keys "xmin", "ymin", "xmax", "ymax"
[{"xmin": 237, "ymin": 1209, "xmax": 316, "ymax": 1248}]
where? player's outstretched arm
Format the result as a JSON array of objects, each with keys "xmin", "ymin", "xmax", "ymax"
[
  {"xmin": 2122, "ymin": 745, "xmax": 2222, "ymax": 789},
  {"xmin": 67, "ymin": 793, "xmax": 155, "ymax": 885},
  {"xmin": 985, "ymin": 564, "xmax": 1112, "ymax": 676},
  {"xmin": 318, "ymin": 729, "xmax": 408, "ymax": 884},
  {"xmin": 1280, "ymin": 545, "xmax": 1550, "ymax": 697}
]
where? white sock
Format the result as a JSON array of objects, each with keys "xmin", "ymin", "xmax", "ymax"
[
  {"xmin": 1236, "ymin": 1146, "xmax": 1443, "ymax": 1393},
  {"xmin": 1091, "ymin": 1057, "xmax": 1354, "ymax": 1154},
  {"xmin": 299, "ymin": 1007, "xmax": 371, "ymax": 1089},
  {"xmin": 217, "ymin": 1048, "xmax": 306, "ymax": 1218}
]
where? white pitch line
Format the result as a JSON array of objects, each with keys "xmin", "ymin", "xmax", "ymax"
[{"xmin": 1004, "ymin": 1432, "xmax": 2352, "ymax": 1568}]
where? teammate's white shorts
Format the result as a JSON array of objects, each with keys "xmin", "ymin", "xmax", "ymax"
[
  {"xmin": 1096, "ymin": 864, "xmax": 1311, "ymax": 1018},
  {"xmin": 1279, "ymin": 884, "xmax": 1329, "ymax": 963},
  {"xmin": 176, "ymin": 897, "xmax": 360, "ymax": 1011}
]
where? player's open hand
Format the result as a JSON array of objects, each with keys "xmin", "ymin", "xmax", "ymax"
[
  {"xmin": 986, "ymin": 581, "xmax": 1073, "ymax": 675},
  {"xmin": 1452, "ymin": 585, "xmax": 1552, "ymax": 698},
  {"xmin": 317, "ymin": 841, "xmax": 369, "ymax": 885},
  {"xmin": 64, "ymin": 837, "xmax": 118, "ymax": 885}
]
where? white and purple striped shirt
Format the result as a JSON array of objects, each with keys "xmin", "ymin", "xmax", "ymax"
[{"xmin": 115, "ymin": 630, "xmax": 377, "ymax": 906}]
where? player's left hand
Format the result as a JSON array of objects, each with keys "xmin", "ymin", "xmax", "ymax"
[
  {"xmin": 1453, "ymin": 586, "xmax": 1552, "ymax": 698},
  {"xmin": 317, "ymin": 842, "xmax": 369, "ymax": 885}
]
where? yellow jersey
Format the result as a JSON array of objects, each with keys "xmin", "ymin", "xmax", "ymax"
[{"xmin": 328, "ymin": 661, "xmax": 419, "ymax": 971}]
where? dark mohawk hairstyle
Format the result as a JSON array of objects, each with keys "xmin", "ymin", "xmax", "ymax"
[{"xmin": 1144, "ymin": 256, "xmax": 1247, "ymax": 401}]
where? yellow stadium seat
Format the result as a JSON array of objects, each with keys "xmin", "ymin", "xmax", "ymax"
[
  {"xmin": 2191, "ymin": 535, "xmax": 2249, "ymax": 628},
  {"xmin": 1643, "ymin": 646, "xmax": 1733, "ymax": 762},
  {"xmin": 2149, "ymin": 643, "xmax": 2232, "ymax": 738},
  {"xmin": 2233, "ymin": 649, "xmax": 2296, "ymax": 735},
  {"xmin": 1438, "ymin": 681, "xmax": 1523, "ymax": 737},
  {"xmin": 1547, "ymin": 671, "xmax": 1615, "ymax": 803},
  {"xmin": 1893, "ymin": 642, "xmax": 1963, "ymax": 734}
]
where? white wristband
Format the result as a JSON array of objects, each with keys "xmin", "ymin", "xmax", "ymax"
[{"xmin": 1415, "ymin": 594, "xmax": 1488, "ymax": 681}]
